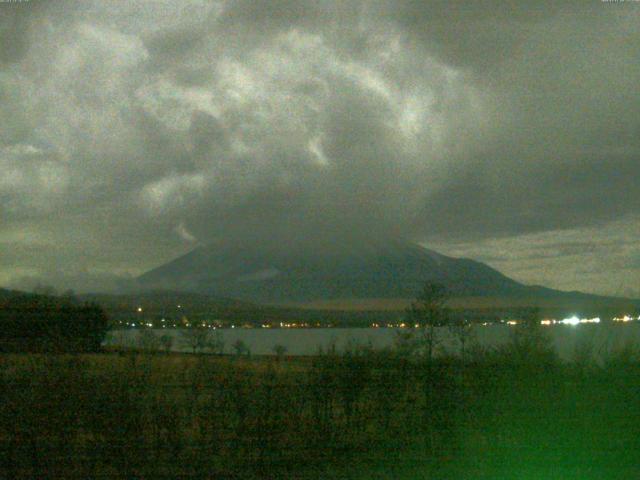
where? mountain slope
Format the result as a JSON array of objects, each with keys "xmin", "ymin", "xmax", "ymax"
[{"xmin": 137, "ymin": 238, "xmax": 543, "ymax": 303}]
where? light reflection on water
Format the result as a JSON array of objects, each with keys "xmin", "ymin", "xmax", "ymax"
[{"xmin": 105, "ymin": 323, "xmax": 640, "ymax": 361}]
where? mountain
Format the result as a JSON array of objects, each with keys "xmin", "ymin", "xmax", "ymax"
[
  {"xmin": 0, "ymin": 287, "xmax": 49, "ymax": 304},
  {"xmin": 79, "ymin": 290, "xmax": 251, "ymax": 311},
  {"xmin": 137, "ymin": 237, "xmax": 620, "ymax": 307}
]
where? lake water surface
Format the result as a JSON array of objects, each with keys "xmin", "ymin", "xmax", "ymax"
[{"xmin": 105, "ymin": 323, "xmax": 640, "ymax": 361}]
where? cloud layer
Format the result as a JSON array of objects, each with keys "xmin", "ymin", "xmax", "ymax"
[{"xmin": 1, "ymin": 0, "xmax": 639, "ymax": 295}]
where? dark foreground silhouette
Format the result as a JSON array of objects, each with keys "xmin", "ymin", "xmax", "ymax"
[
  {"xmin": 1, "ymin": 327, "xmax": 639, "ymax": 479},
  {"xmin": 0, "ymin": 291, "xmax": 108, "ymax": 353}
]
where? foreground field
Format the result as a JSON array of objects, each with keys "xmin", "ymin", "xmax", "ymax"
[{"xmin": 2, "ymin": 336, "xmax": 640, "ymax": 478}]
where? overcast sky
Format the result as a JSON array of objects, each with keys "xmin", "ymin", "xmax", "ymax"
[{"xmin": 1, "ymin": 0, "xmax": 639, "ymax": 296}]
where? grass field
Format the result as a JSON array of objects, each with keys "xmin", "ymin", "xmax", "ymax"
[{"xmin": 2, "ymin": 330, "xmax": 640, "ymax": 478}]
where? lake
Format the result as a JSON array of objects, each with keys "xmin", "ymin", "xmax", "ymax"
[{"xmin": 105, "ymin": 322, "xmax": 640, "ymax": 361}]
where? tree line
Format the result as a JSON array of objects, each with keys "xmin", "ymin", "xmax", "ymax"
[
  {"xmin": 0, "ymin": 292, "xmax": 108, "ymax": 352},
  {"xmin": 2, "ymin": 312, "xmax": 640, "ymax": 477}
]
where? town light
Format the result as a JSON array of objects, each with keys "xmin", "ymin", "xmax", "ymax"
[{"xmin": 560, "ymin": 316, "xmax": 580, "ymax": 326}]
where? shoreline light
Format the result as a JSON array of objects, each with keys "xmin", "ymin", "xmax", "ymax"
[
  {"xmin": 581, "ymin": 317, "xmax": 600, "ymax": 324},
  {"xmin": 560, "ymin": 316, "xmax": 580, "ymax": 326}
]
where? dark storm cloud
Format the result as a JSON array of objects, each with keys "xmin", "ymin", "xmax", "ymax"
[
  {"xmin": 419, "ymin": 151, "xmax": 640, "ymax": 239},
  {"xmin": 1, "ymin": 0, "xmax": 639, "ymax": 295},
  {"xmin": 388, "ymin": 0, "xmax": 594, "ymax": 69}
]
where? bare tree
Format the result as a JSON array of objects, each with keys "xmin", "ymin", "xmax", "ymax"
[
  {"xmin": 406, "ymin": 282, "xmax": 450, "ymax": 363},
  {"xmin": 137, "ymin": 328, "xmax": 159, "ymax": 351},
  {"xmin": 232, "ymin": 339, "xmax": 250, "ymax": 357},
  {"xmin": 159, "ymin": 334, "xmax": 173, "ymax": 354},
  {"xmin": 180, "ymin": 325, "xmax": 210, "ymax": 354},
  {"xmin": 448, "ymin": 317, "xmax": 475, "ymax": 365},
  {"xmin": 205, "ymin": 330, "xmax": 225, "ymax": 355},
  {"xmin": 272, "ymin": 344, "xmax": 287, "ymax": 361},
  {"xmin": 509, "ymin": 307, "xmax": 554, "ymax": 363}
]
